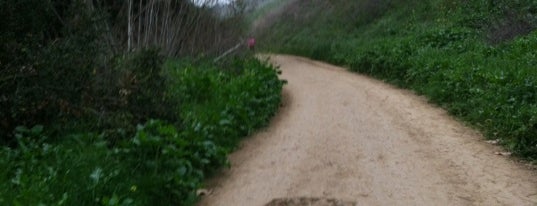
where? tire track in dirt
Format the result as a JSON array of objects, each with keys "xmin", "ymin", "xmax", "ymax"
[{"xmin": 198, "ymin": 55, "xmax": 537, "ymax": 206}]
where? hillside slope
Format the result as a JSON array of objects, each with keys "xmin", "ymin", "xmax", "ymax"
[{"xmin": 257, "ymin": 0, "xmax": 537, "ymax": 160}]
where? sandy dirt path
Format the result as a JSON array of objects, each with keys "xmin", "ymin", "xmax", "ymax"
[{"xmin": 198, "ymin": 55, "xmax": 537, "ymax": 206}]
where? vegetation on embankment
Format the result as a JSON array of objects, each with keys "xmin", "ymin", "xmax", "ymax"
[
  {"xmin": 1, "ymin": 0, "xmax": 283, "ymax": 205},
  {"xmin": 0, "ymin": 57, "xmax": 283, "ymax": 205},
  {"xmin": 258, "ymin": 0, "xmax": 537, "ymax": 160}
]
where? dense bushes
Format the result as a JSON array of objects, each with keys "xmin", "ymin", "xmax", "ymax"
[
  {"xmin": 260, "ymin": 0, "xmax": 537, "ymax": 160},
  {"xmin": 170, "ymin": 58, "xmax": 284, "ymax": 150},
  {"xmin": 1, "ymin": 0, "xmax": 249, "ymax": 142},
  {"xmin": 0, "ymin": 0, "xmax": 103, "ymax": 142},
  {"xmin": 0, "ymin": 0, "xmax": 175, "ymax": 142},
  {"xmin": 0, "ymin": 58, "xmax": 284, "ymax": 205},
  {"xmin": 1, "ymin": 0, "xmax": 284, "ymax": 205}
]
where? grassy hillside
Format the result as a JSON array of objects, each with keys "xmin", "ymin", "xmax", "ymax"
[{"xmin": 259, "ymin": 0, "xmax": 537, "ymax": 160}]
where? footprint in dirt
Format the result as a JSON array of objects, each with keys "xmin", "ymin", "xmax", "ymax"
[{"xmin": 265, "ymin": 197, "xmax": 356, "ymax": 206}]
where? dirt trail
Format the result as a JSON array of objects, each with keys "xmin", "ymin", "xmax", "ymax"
[{"xmin": 199, "ymin": 55, "xmax": 537, "ymax": 206}]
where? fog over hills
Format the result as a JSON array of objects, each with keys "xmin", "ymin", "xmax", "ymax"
[{"xmin": 209, "ymin": 0, "xmax": 282, "ymax": 17}]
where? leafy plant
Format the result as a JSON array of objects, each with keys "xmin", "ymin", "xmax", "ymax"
[{"xmin": 0, "ymin": 56, "xmax": 284, "ymax": 205}]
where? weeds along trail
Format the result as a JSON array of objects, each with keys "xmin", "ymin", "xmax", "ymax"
[{"xmin": 199, "ymin": 55, "xmax": 537, "ymax": 206}]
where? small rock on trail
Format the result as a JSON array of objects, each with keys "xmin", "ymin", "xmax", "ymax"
[{"xmin": 265, "ymin": 197, "xmax": 356, "ymax": 206}]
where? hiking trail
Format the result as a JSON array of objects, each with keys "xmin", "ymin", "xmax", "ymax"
[{"xmin": 198, "ymin": 55, "xmax": 537, "ymax": 206}]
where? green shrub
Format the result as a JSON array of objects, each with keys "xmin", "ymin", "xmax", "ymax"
[
  {"xmin": 0, "ymin": 129, "xmax": 128, "ymax": 205},
  {"xmin": 0, "ymin": 57, "xmax": 284, "ymax": 205},
  {"xmin": 168, "ymin": 57, "xmax": 284, "ymax": 150}
]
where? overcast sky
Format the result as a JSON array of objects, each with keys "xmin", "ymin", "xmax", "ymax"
[{"xmin": 191, "ymin": 0, "xmax": 234, "ymax": 6}]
